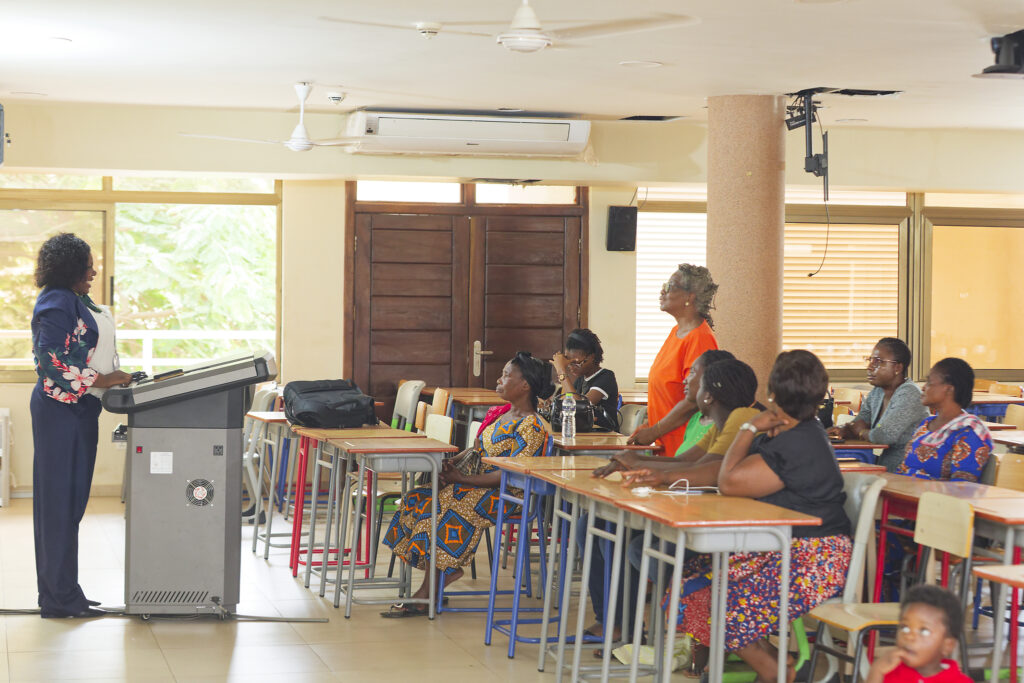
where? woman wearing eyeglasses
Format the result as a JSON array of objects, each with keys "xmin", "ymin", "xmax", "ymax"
[
  {"xmin": 551, "ymin": 328, "xmax": 619, "ymax": 430},
  {"xmin": 827, "ymin": 338, "xmax": 928, "ymax": 472},
  {"xmin": 897, "ymin": 357, "xmax": 992, "ymax": 482},
  {"xmin": 627, "ymin": 264, "xmax": 719, "ymax": 457}
]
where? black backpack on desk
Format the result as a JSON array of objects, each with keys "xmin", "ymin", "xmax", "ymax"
[{"xmin": 283, "ymin": 379, "xmax": 377, "ymax": 428}]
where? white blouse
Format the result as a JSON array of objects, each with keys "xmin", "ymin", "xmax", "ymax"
[{"xmin": 86, "ymin": 304, "xmax": 120, "ymax": 398}]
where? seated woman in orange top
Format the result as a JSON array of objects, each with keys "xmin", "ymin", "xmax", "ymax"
[{"xmin": 628, "ymin": 263, "xmax": 719, "ymax": 457}]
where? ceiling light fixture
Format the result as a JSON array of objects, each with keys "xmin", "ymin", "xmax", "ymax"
[
  {"xmin": 496, "ymin": 0, "xmax": 552, "ymax": 52},
  {"xmin": 618, "ymin": 60, "xmax": 664, "ymax": 68},
  {"xmin": 974, "ymin": 29, "xmax": 1024, "ymax": 79}
]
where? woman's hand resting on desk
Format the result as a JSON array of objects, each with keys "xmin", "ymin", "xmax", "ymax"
[
  {"xmin": 592, "ymin": 450, "xmax": 642, "ymax": 478},
  {"xmin": 620, "ymin": 468, "xmax": 668, "ymax": 488},
  {"xmin": 626, "ymin": 424, "xmax": 658, "ymax": 446}
]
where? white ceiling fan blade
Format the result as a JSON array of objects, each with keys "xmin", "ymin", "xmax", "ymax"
[
  {"xmin": 318, "ymin": 15, "xmax": 491, "ymax": 38},
  {"xmin": 179, "ymin": 133, "xmax": 283, "ymax": 145},
  {"xmin": 548, "ymin": 14, "xmax": 697, "ymax": 42},
  {"xmin": 317, "ymin": 16, "xmax": 417, "ymax": 31},
  {"xmin": 311, "ymin": 138, "xmax": 362, "ymax": 147}
]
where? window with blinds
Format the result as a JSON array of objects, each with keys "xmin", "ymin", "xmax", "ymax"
[
  {"xmin": 634, "ymin": 212, "xmax": 707, "ymax": 378},
  {"xmin": 782, "ymin": 223, "xmax": 900, "ymax": 368}
]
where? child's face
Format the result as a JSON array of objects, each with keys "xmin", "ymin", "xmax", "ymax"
[{"xmin": 896, "ymin": 603, "xmax": 957, "ymax": 676}]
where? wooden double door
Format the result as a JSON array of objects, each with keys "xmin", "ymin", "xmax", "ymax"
[{"xmin": 352, "ymin": 206, "xmax": 585, "ymax": 407}]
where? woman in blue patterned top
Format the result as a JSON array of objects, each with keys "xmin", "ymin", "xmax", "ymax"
[
  {"xmin": 30, "ymin": 233, "xmax": 132, "ymax": 618},
  {"xmin": 382, "ymin": 352, "xmax": 552, "ymax": 617}
]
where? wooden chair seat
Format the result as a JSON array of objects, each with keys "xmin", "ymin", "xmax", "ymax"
[{"xmin": 809, "ymin": 602, "xmax": 901, "ymax": 631}]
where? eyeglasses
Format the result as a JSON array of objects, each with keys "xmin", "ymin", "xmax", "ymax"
[
  {"xmin": 864, "ymin": 356, "xmax": 900, "ymax": 368},
  {"xmin": 567, "ymin": 355, "xmax": 591, "ymax": 368},
  {"xmin": 660, "ymin": 281, "xmax": 684, "ymax": 295}
]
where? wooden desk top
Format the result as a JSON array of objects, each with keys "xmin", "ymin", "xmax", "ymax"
[
  {"xmin": 482, "ymin": 455, "xmax": 612, "ymax": 474},
  {"xmin": 551, "ymin": 433, "xmax": 661, "ymax": 452},
  {"xmin": 838, "ymin": 462, "xmax": 886, "ymax": 473},
  {"xmin": 880, "ymin": 472, "xmax": 1024, "ymax": 503},
  {"xmin": 247, "ymin": 411, "xmax": 288, "ymax": 423},
  {"xmin": 326, "ymin": 437, "xmax": 459, "ymax": 454},
  {"xmin": 831, "ymin": 439, "xmax": 887, "ymax": 450},
  {"xmin": 966, "ymin": 498, "xmax": 1024, "ymax": 525},
  {"xmin": 618, "ymin": 493, "xmax": 822, "ymax": 529},
  {"xmin": 970, "ymin": 394, "xmax": 1024, "ymax": 406},
  {"xmin": 531, "ymin": 468, "xmax": 654, "ymax": 506},
  {"xmin": 290, "ymin": 424, "xmax": 423, "ymax": 440},
  {"xmin": 983, "ymin": 421, "xmax": 1016, "ymax": 432},
  {"xmin": 834, "ymin": 399, "xmax": 852, "ymax": 406},
  {"xmin": 974, "ymin": 564, "xmax": 1024, "ymax": 589},
  {"xmin": 993, "ymin": 430, "xmax": 1024, "ymax": 448}
]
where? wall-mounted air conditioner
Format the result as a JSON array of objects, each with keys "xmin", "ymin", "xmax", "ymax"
[{"xmin": 344, "ymin": 112, "xmax": 590, "ymax": 157}]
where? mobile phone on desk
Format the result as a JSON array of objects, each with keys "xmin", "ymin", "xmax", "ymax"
[{"xmin": 153, "ymin": 368, "xmax": 184, "ymax": 382}]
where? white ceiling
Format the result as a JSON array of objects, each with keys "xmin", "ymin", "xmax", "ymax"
[{"xmin": 3, "ymin": 0, "xmax": 1024, "ymax": 129}]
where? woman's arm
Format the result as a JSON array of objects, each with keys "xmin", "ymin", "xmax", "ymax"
[
  {"xmin": 717, "ymin": 412, "xmax": 786, "ymax": 498},
  {"xmin": 947, "ymin": 428, "xmax": 992, "ymax": 482},
  {"xmin": 627, "ymin": 398, "xmax": 697, "ymax": 445},
  {"xmin": 622, "ymin": 457, "xmax": 722, "ymax": 488}
]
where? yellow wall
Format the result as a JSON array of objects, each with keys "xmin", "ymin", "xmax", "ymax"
[{"xmin": 930, "ymin": 225, "xmax": 1024, "ymax": 367}]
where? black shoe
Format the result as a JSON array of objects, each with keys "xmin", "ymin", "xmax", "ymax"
[
  {"xmin": 86, "ymin": 599, "xmax": 101, "ymax": 607},
  {"xmin": 41, "ymin": 607, "xmax": 107, "ymax": 619}
]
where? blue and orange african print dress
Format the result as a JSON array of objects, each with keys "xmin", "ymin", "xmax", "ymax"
[{"xmin": 383, "ymin": 414, "xmax": 547, "ymax": 572}]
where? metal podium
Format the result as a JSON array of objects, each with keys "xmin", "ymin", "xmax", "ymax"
[{"xmin": 103, "ymin": 352, "xmax": 277, "ymax": 616}]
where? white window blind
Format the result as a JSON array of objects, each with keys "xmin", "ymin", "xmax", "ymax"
[
  {"xmin": 782, "ymin": 223, "xmax": 900, "ymax": 368},
  {"xmin": 634, "ymin": 212, "xmax": 707, "ymax": 378}
]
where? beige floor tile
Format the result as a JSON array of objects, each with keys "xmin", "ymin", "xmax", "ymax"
[
  {"xmin": 5, "ymin": 614, "xmax": 158, "ymax": 653},
  {"xmin": 161, "ymin": 643, "xmax": 330, "ymax": 678},
  {"xmin": 0, "ymin": 650, "xmax": 8, "ymax": 683},
  {"xmin": 148, "ymin": 619, "xmax": 305, "ymax": 650},
  {"xmin": 7, "ymin": 647, "xmax": 173, "ymax": 681},
  {"xmin": 175, "ymin": 674, "xmax": 344, "ymax": 683},
  {"xmin": 310, "ymin": 638, "xmax": 482, "ymax": 673}
]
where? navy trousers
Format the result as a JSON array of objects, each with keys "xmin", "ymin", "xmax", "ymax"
[{"xmin": 30, "ymin": 384, "xmax": 101, "ymax": 615}]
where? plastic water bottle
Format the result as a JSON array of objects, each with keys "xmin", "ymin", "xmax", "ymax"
[{"xmin": 561, "ymin": 393, "xmax": 577, "ymax": 440}]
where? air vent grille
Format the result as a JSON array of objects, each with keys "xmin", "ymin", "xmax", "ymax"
[
  {"xmin": 131, "ymin": 590, "xmax": 210, "ymax": 605},
  {"xmin": 186, "ymin": 478, "xmax": 214, "ymax": 506}
]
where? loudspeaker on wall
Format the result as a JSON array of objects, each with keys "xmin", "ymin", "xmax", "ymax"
[{"xmin": 606, "ymin": 205, "xmax": 637, "ymax": 251}]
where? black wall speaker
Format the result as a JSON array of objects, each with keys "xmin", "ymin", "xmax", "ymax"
[{"xmin": 606, "ymin": 206, "xmax": 637, "ymax": 251}]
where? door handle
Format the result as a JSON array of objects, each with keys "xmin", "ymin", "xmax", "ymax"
[{"xmin": 472, "ymin": 340, "xmax": 493, "ymax": 378}]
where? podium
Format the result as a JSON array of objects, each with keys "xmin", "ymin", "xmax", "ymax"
[{"xmin": 103, "ymin": 352, "xmax": 277, "ymax": 616}]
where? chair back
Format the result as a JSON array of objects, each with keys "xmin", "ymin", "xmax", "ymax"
[
  {"xmin": 1004, "ymin": 404, "xmax": 1024, "ymax": 430},
  {"xmin": 839, "ymin": 473, "xmax": 886, "ymax": 602},
  {"xmin": 995, "ymin": 453, "xmax": 1024, "ymax": 492},
  {"xmin": 974, "ymin": 378, "xmax": 998, "ymax": 392},
  {"xmin": 618, "ymin": 404, "xmax": 647, "ymax": 435},
  {"xmin": 391, "ymin": 379, "xmax": 426, "ymax": 430},
  {"xmin": 833, "ymin": 387, "xmax": 863, "ymax": 413},
  {"xmin": 467, "ymin": 420, "xmax": 483, "ymax": 447},
  {"xmin": 424, "ymin": 414, "xmax": 454, "ymax": 444},
  {"xmin": 430, "ymin": 387, "xmax": 451, "ymax": 416},
  {"xmin": 990, "ymin": 382, "xmax": 1023, "ymax": 398},
  {"xmin": 414, "ymin": 401, "xmax": 428, "ymax": 432},
  {"xmin": 914, "ymin": 492, "xmax": 974, "ymax": 559}
]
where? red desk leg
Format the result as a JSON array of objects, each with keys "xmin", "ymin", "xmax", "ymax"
[
  {"xmin": 1011, "ymin": 546, "xmax": 1021, "ymax": 683},
  {"xmin": 289, "ymin": 436, "xmax": 313, "ymax": 576}
]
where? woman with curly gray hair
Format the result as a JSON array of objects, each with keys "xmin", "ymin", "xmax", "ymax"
[{"xmin": 628, "ymin": 263, "xmax": 719, "ymax": 457}]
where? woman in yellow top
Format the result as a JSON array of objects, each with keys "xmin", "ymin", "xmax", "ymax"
[
  {"xmin": 613, "ymin": 358, "xmax": 761, "ymax": 488},
  {"xmin": 628, "ymin": 264, "xmax": 719, "ymax": 458}
]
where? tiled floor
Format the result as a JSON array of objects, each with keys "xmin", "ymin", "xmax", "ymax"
[{"xmin": 0, "ymin": 496, "xmax": 617, "ymax": 682}]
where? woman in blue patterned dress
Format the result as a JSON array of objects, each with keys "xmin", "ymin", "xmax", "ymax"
[
  {"xmin": 897, "ymin": 357, "xmax": 992, "ymax": 481},
  {"xmin": 30, "ymin": 233, "xmax": 133, "ymax": 618},
  {"xmin": 382, "ymin": 352, "xmax": 552, "ymax": 617}
]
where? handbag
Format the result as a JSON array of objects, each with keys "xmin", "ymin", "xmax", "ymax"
[
  {"xmin": 283, "ymin": 379, "xmax": 376, "ymax": 428},
  {"xmin": 540, "ymin": 399, "xmax": 597, "ymax": 433}
]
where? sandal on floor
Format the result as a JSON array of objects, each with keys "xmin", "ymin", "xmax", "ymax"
[{"xmin": 379, "ymin": 602, "xmax": 429, "ymax": 618}]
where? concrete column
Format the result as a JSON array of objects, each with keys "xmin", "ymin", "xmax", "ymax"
[{"xmin": 706, "ymin": 95, "xmax": 786, "ymax": 395}]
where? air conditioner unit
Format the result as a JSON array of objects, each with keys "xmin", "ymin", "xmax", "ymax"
[{"xmin": 345, "ymin": 112, "xmax": 590, "ymax": 157}]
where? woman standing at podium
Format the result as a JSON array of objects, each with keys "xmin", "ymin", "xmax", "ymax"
[{"xmin": 30, "ymin": 233, "xmax": 132, "ymax": 618}]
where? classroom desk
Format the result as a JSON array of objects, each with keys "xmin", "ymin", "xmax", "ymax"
[
  {"xmin": 871, "ymin": 472, "xmax": 1024, "ymax": 682},
  {"xmin": 497, "ymin": 462, "xmax": 820, "ymax": 683},
  {"xmin": 246, "ymin": 411, "xmax": 294, "ymax": 558},
  {"xmin": 831, "ymin": 439, "xmax": 887, "ymax": 450},
  {"xmin": 429, "ymin": 387, "xmax": 507, "ymax": 447},
  {"xmin": 984, "ymin": 421, "xmax": 1017, "ymax": 432},
  {"xmin": 550, "ymin": 432, "xmax": 662, "ymax": 458},
  {"xmin": 968, "ymin": 394, "xmax": 1024, "ymax": 420},
  {"xmin": 993, "ymin": 429, "xmax": 1024, "ymax": 453},
  {"xmin": 288, "ymin": 424, "xmax": 423, "ymax": 579},
  {"xmin": 325, "ymin": 436, "xmax": 459, "ymax": 619},
  {"xmin": 837, "ymin": 461, "xmax": 886, "ymax": 473}
]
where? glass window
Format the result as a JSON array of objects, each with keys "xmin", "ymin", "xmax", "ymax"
[
  {"xmin": 474, "ymin": 184, "xmax": 576, "ymax": 204},
  {"xmin": 113, "ymin": 177, "xmax": 275, "ymax": 193},
  {"xmin": 785, "ymin": 188, "xmax": 906, "ymax": 206},
  {"xmin": 114, "ymin": 204, "xmax": 276, "ymax": 373},
  {"xmin": 0, "ymin": 209, "xmax": 106, "ymax": 372},
  {"xmin": 930, "ymin": 225, "xmax": 1024, "ymax": 368},
  {"xmin": 355, "ymin": 180, "xmax": 461, "ymax": 203},
  {"xmin": 925, "ymin": 193, "xmax": 1024, "ymax": 209},
  {"xmin": 634, "ymin": 212, "xmax": 707, "ymax": 378},
  {"xmin": 636, "ymin": 185, "xmax": 707, "ymax": 202},
  {"xmin": 0, "ymin": 173, "xmax": 102, "ymax": 190},
  {"xmin": 782, "ymin": 223, "xmax": 900, "ymax": 368}
]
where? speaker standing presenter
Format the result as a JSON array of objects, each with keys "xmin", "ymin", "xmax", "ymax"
[{"xmin": 30, "ymin": 233, "xmax": 132, "ymax": 618}]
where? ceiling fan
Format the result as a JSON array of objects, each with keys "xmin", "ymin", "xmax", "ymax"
[
  {"xmin": 320, "ymin": 0, "xmax": 696, "ymax": 53},
  {"xmin": 180, "ymin": 82, "xmax": 358, "ymax": 152}
]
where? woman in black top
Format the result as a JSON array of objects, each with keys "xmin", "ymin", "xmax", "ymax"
[
  {"xmin": 675, "ymin": 350, "xmax": 852, "ymax": 682},
  {"xmin": 552, "ymin": 328, "xmax": 619, "ymax": 430}
]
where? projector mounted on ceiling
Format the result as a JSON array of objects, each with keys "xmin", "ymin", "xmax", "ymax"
[{"xmin": 974, "ymin": 29, "xmax": 1024, "ymax": 79}]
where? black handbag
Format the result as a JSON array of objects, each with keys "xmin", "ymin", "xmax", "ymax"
[
  {"xmin": 283, "ymin": 379, "xmax": 377, "ymax": 429},
  {"xmin": 817, "ymin": 395, "xmax": 835, "ymax": 429},
  {"xmin": 540, "ymin": 400, "xmax": 597, "ymax": 433}
]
